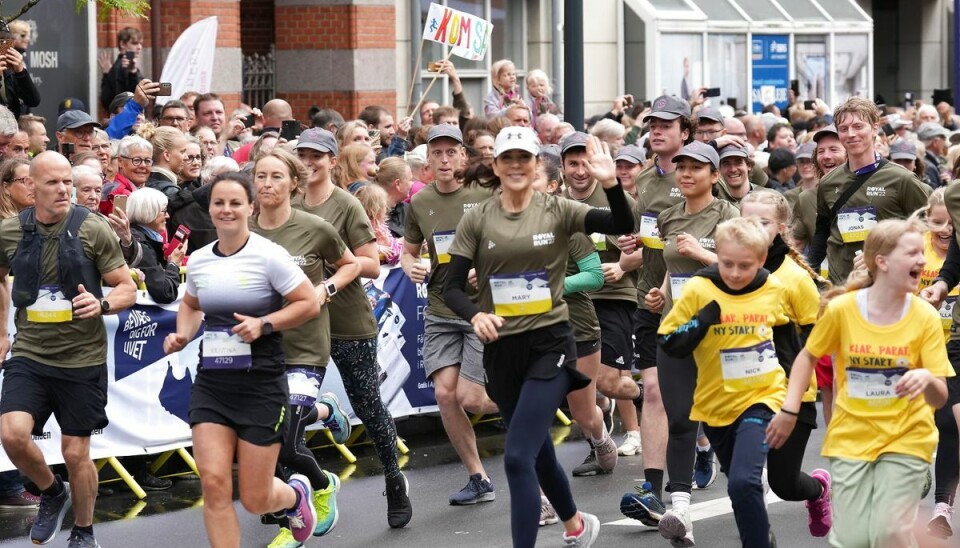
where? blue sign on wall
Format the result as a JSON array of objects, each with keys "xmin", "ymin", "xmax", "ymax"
[{"xmin": 751, "ymin": 34, "xmax": 789, "ymax": 113}]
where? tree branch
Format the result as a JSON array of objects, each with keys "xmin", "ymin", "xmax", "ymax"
[{"xmin": 4, "ymin": 0, "xmax": 41, "ymax": 23}]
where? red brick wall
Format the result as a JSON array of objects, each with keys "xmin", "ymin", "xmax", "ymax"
[
  {"xmin": 97, "ymin": 0, "xmax": 240, "ymax": 51},
  {"xmin": 240, "ymin": 0, "xmax": 274, "ymax": 54},
  {"xmin": 274, "ymin": 5, "xmax": 395, "ymax": 50},
  {"xmin": 279, "ymin": 91, "xmax": 397, "ymax": 123}
]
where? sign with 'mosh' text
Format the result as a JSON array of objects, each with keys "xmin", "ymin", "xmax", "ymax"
[{"xmin": 422, "ymin": 3, "xmax": 494, "ymax": 61}]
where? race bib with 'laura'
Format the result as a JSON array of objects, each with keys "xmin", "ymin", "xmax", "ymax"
[
  {"xmin": 670, "ymin": 274, "xmax": 692, "ymax": 301},
  {"xmin": 490, "ymin": 270, "xmax": 552, "ymax": 317},
  {"xmin": 432, "ymin": 230, "xmax": 455, "ymax": 264},
  {"xmin": 590, "ymin": 233, "xmax": 607, "ymax": 251},
  {"xmin": 719, "ymin": 340, "xmax": 780, "ymax": 392},
  {"xmin": 639, "ymin": 213, "xmax": 664, "ymax": 249},
  {"xmin": 941, "ymin": 296, "xmax": 956, "ymax": 331},
  {"xmin": 837, "ymin": 206, "xmax": 877, "ymax": 243},
  {"xmin": 845, "ymin": 366, "xmax": 908, "ymax": 414},
  {"xmin": 287, "ymin": 367, "xmax": 323, "ymax": 406},
  {"xmin": 26, "ymin": 285, "xmax": 72, "ymax": 323},
  {"xmin": 820, "ymin": 259, "xmax": 829, "ymax": 279},
  {"xmin": 202, "ymin": 326, "xmax": 252, "ymax": 370}
]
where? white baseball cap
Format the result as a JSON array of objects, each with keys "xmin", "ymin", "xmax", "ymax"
[{"xmin": 494, "ymin": 127, "xmax": 540, "ymax": 158}]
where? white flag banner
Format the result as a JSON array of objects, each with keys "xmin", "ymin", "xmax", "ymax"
[
  {"xmin": 421, "ymin": 3, "xmax": 493, "ymax": 61},
  {"xmin": 156, "ymin": 16, "xmax": 218, "ymax": 105}
]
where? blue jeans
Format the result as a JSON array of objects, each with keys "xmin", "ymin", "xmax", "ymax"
[
  {"xmin": 702, "ymin": 404, "xmax": 773, "ymax": 548},
  {"xmin": 0, "ymin": 470, "xmax": 25, "ymax": 496}
]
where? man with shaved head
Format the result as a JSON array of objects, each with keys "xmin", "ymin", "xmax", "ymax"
[{"xmin": 0, "ymin": 152, "xmax": 137, "ymax": 547}]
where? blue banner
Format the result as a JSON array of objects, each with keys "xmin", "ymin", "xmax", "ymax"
[{"xmin": 751, "ymin": 34, "xmax": 790, "ymax": 113}]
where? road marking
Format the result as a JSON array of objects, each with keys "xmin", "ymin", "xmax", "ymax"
[{"xmin": 606, "ymin": 491, "xmax": 784, "ymax": 527}]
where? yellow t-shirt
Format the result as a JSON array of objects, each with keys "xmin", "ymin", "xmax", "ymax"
[
  {"xmin": 805, "ymin": 291, "xmax": 953, "ymax": 464},
  {"xmin": 658, "ymin": 275, "xmax": 789, "ymax": 427},
  {"xmin": 772, "ymin": 256, "xmax": 820, "ymax": 403},
  {"xmin": 918, "ymin": 231, "xmax": 957, "ymax": 340}
]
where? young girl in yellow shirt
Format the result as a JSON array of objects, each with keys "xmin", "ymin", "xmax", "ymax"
[
  {"xmin": 767, "ymin": 219, "xmax": 950, "ymax": 547},
  {"xmin": 658, "ymin": 217, "xmax": 791, "ymax": 547}
]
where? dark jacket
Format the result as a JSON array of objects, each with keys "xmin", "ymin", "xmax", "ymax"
[
  {"xmin": 0, "ymin": 66, "xmax": 40, "ymax": 118},
  {"xmin": 100, "ymin": 56, "xmax": 143, "ymax": 110},
  {"xmin": 387, "ymin": 202, "xmax": 407, "ymax": 238},
  {"xmin": 924, "ymin": 150, "xmax": 943, "ymax": 189},
  {"xmin": 130, "ymin": 223, "xmax": 180, "ymax": 304},
  {"xmin": 167, "ymin": 181, "xmax": 217, "ymax": 251},
  {"xmin": 146, "ymin": 170, "xmax": 180, "ymax": 203}
]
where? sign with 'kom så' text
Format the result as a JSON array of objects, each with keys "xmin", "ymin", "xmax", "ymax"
[{"xmin": 422, "ymin": 3, "xmax": 494, "ymax": 61}]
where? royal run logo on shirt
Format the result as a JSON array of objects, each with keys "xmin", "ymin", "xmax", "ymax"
[
  {"xmin": 532, "ymin": 232, "xmax": 555, "ymax": 247},
  {"xmin": 845, "ymin": 343, "xmax": 910, "ymax": 415},
  {"xmin": 866, "ymin": 186, "xmax": 886, "ymax": 197}
]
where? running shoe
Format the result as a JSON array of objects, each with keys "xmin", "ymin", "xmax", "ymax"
[
  {"xmin": 928, "ymin": 502, "xmax": 954, "ymax": 539},
  {"xmin": 540, "ymin": 496, "xmax": 559, "ymax": 526},
  {"xmin": 318, "ymin": 392, "xmax": 352, "ymax": 445},
  {"xmin": 0, "ymin": 490, "xmax": 39, "ymax": 509},
  {"xmin": 769, "ymin": 528, "xmax": 777, "ymax": 548},
  {"xmin": 617, "ymin": 431, "xmax": 642, "ymax": 456},
  {"xmin": 267, "ymin": 528, "xmax": 302, "ymax": 548},
  {"xmin": 136, "ymin": 471, "xmax": 173, "ymax": 491},
  {"xmin": 562, "ymin": 511, "xmax": 600, "ymax": 547},
  {"xmin": 619, "ymin": 482, "xmax": 665, "ymax": 526},
  {"xmin": 601, "ymin": 404, "xmax": 615, "ymax": 435},
  {"xmin": 692, "ymin": 447, "xmax": 717, "ymax": 489},
  {"xmin": 30, "ymin": 476, "xmax": 72, "ymax": 545},
  {"xmin": 286, "ymin": 474, "xmax": 317, "ymax": 543},
  {"xmin": 806, "ymin": 468, "xmax": 832, "ymax": 537},
  {"xmin": 449, "ymin": 473, "xmax": 495, "ymax": 505},
  {"xmin": 659, "ymin": 508, "xmax": 695, "ymax": 547},
  {"xmin": 572, "ymin": 443, "xmax": 610, "ymax": 477},
  {"xmin": 66, "ymin": 529, "xmax": 101, "ymax": 548},
  {"xmin": 594, "ymin": 435, "xmax": 618, "ymax": 472},
  {"xmin": 384, "ymin": 472, "xmax": 413, "ymax": 528},
  {"xmin": 922, "ymin": 466, "xmax": 933, "ymax": 499},
  {"xmin": 313, "ymin": 470, "xmax": 341, "ymax": 536}
]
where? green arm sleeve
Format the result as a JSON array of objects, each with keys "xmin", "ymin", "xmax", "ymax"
[{"xmin": 564, "ymin": 252, "xmax": 604, "ymax": 294}]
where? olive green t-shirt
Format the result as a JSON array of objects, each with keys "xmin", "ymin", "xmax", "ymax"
[
  {"xmin": 941, "ymin": 183, "xmax": 960, "ymax": 341},
  {"xmin": 0, "ymin": 208, "xmax": 126, "ymax": 368},
  {"xmin": 817, "ymin": 161, "xmax": 930, "ymax": 285},
  {"xmin": 633, "ymin": 166, "xmax": 682, "ymax": 311},
  {"xmin": 566, "ymin": 233, "xmax": 601, "ymax": 342},
  {"xmin": 792, "ymin": 187, "xmax": 818, "ymax": 246},
  {"xmin": 449, "ymin": 192, "xmax": 591, "ymax": 337},
  {"xmin": 715, "ymin": 181, "xmax": 777, "ymax": 206},
  {"xmin": 292, "ymin": 187, "xmax": 377, "ymax": 339},
  {"xmin": 565, "ymin": 182, "xmax": 638, "ymax": 302},
  {"xmin": 404, "ymin": 183, "xmax": 493, "ymax": 319},
  {"xmin": 251, "ymin": 209, "xmax": 346, "ymax": 367},
  {"xmin": 657, "ymin": 198, "xmax": 740, "ymax": 314},
  {"xmin": 750, "ymin": 162, "xmax": 769, "ymax": 187},
  {"xmin": 783, "ymin": 185, "xmax": 804, "ymax": 211}
]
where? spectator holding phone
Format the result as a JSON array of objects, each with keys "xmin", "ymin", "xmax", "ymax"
[
  {"xmin": 126, "ymin": 187, "xmax": 183, "ymax": 304},
  {"xmin": 99, "ymin": 27, "xmax": 145, "ymax": 111},
  {"xmin": 0, "ymin": 26, "xmax": 38, "ymax": 118}
]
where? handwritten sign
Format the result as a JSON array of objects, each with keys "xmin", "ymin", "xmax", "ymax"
[{"xmin": 422, "ymin": 3, "xmax": 494, "ymax": 61}]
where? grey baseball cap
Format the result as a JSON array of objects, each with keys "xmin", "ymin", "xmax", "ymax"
[
  {"xmin": 674, "ymin": 141, "xmax": 719, "ymax": 169},
  {"xmin": 697, "ymin": 107, "xmax": 724, "ymax": 124},
  {"xmin": 615, "ymin": 144, "xmax": 646, "ymax": 164},
  {"xmin": 57, "ymin": 110, "xmax": 101, "ymax": 132},
  {"xmin": 426, "ymin": 124, "xmax": 463, "ymax": 144},
  {"xmin": 795, "ymin": 142, "xmax": 816, "ymax": 160},
  {"xmin": 643, "ymin": 95, "xmax": 691, "ymax": 123},
  {"xmin": 888, "ymin": 140, "xmax": 918, "ymax": 161},
  {"xmin": 718, "ymin": 144, "xmax": 748, "ymax": 160},
  {"xmin": 918, "ymin": 122, "xmax": 951, "ymax": 142},
  {"xmin": 813, "ymin": 124, "xmax": 839, "ymax": 143},
  {"xmin": 296, "ymin": 128, "xmax": 338, "ymax": 155},
  {"xmin": 559, "ymin": 131, "xmax": 589, "ymax": 155}
]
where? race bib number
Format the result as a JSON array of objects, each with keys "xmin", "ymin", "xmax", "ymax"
[
  {"xmin": 590, "ymin": 233, "xmax": 607, "ymax": 251},
  {"xmin": 26, "ymin": 285, "xmax": 72, "ymax": 323},
  {"xmin": 845, "ymin": 367, "xmax": 908, "ymax": 414},
  {"xmin": 820, "ymin": 259, "xmax": 829, "ymax": 279},
  {"xmin": 639, "ymin": 213, "xmax": 664, "ymax": 249},
  {"xmin": 287, "ymin": 368, "xmax": 323, "ymax": 407},
  {"xmin": 719, "ymin": 340, "xmax": 780, "ymax": 392},
  {"xmin": 837, "ymin": 206, "xmax": 877, "ymax": 243},
  {"xmin": 670, "ymin": 274, "xmax": 691, "ymax": 300},
  {"xmin": 202, "ymin": 327, "xmax": 252, "ymax": 370},
  {"xmin": 432, "ymin": 230, "xmax": 455, "ymax": 265},
  {"xmin": 940, "ymin": 296, "xmax": 956, "ymax": 331},
  {"xmin": 490, "ymin": 270, "xmax": 552, "ymax": 317}
]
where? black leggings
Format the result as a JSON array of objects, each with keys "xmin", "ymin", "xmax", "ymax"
[
  {"xmin": 934, "ymin": 339, "xmax": 960, "ymax": 505},
  {"xmin": 277, "ymin": 403, "xmax": 330, "ymax": 491},
  {"xmin": 766, "ymin": 419, "xmax": 822, "ymax": 502},
  {"xmin": 498, "ymin": 372, "xmax": 577, "ymax": 548},
  {"xmin": 330, "ymin": 338, "xmax": 401, "ymax": 480},
  {"xmin": 657, "ymin": 347, "xmax": 698, "ymax": 494}
]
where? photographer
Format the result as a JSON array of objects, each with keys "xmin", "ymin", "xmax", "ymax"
[
  {"xmin": 99, "ymin": 27, "xmax": 145, "ymax": 111},
  {"xmin": 0, "ymin": 34, "xmax": 39, "ymax": 118}
]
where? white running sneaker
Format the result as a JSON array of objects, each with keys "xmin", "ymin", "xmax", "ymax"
[
  {"xmin": 659, "ymin": 508, "xmax": 695, "ymax": 547},
  {"xmin": 617, "ymin": 431, "xmax": 642, "ymax": 456},
  {"xmin": 928, "ymin": 502, "xmax": 954, "ymax": 539}
]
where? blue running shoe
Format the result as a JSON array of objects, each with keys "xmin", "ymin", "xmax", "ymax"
[
  {"xmin": 693, "ymin": 447, "xmax": 717, "ymax": 489},
  {"xmin": 318, "ymin": 392, "xmax": 352, "ymax": 445},
  {"xmin": 30, "ymin": 476, "xmax": 71, "ymax": 545},
  {"xmin": 620, "ymin": 482, "xmax": 665, "ymax": 527},
  {"xmin": 449, "ymin": 473, "xmax": 495, "ymax": 505}
]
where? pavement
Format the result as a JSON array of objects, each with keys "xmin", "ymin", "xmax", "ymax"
[{"xmin": 1, "ymin": 406, "xmax": 959, "ymax": 547}]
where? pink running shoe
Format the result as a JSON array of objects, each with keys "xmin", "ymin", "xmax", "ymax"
[
  {"xmin": 287, "ymin": 474, "xmax": 318, "ymax": 543},
  {"xmin": 806, "ymin": 469, "xmax": 832, "ymax": 537}
]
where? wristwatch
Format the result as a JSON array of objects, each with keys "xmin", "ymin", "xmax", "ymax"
[
  {"xmin": 99, "ymin": 298, "xmax": 111, "ymax": 314},
  {"xmin": 260, "ymin": 317, "xmax": 274, "ymax": 335},
  {"xmin": 325, "ymin": 282, "xmax": 338, "ymax": 299}
]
